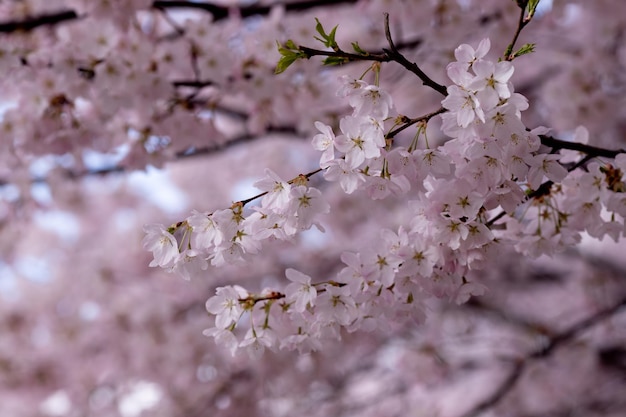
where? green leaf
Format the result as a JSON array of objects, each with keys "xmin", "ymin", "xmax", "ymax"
[
  {"xmin": 512, "ymin": 43, "xmax": 535, "ymax": 59},
  {"xmin": 527, "ymin": 0, "xmax": 541, "ymax": 18},
  {"xmin": 313, "ymin": 18, "xmax": 339, "ymax": 50},
  {"xmin": 351, "ymin": 42, "xmax": 367, "ymax": 56},
  {"xmin": 284, "ymin": 39, "xmax": 299, "ymax": 51},
  {"xmin": 275, "ymin": 54, "xmax": 299, "ymax": 74},
  {"xmin": 277, "ymin": 40, "xmax": 299, "ymax": 56},
  {"xmin": 322, "ymin": 56, "xmax": 348, "ymax": 66},
  {"xmin": 275, "ymin": 40, "xmax": 306, "ymax": 74},
  {"xmin": 327, "ymin": 25, "xmax": 338, "ymax": 46}
]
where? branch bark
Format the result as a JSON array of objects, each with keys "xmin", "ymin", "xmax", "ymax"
[
  {"xmin": 460, "ymin": 295, "xmax": 626, "ymax": 417},
  {"xmin": 0, "ymin": 0, "xmax": 358, "ymax": 33}
]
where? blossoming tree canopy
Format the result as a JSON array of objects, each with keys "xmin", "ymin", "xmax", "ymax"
[{"xmin": 2, "ymin": 0, "xmax": 626, "ymax": 416}]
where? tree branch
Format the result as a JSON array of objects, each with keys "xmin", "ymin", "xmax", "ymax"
[
  {"xmin": 504, "ymin": 4, "xmax": 530, "ymax": 61},
  {"xmin": 382, "ymin": 13, "xmax": 447, "ymax": 95},
  {"xmin": 290, "ymin": 14, "xmax": 446, "ymax": 95},
  {"xmin": 155, "ymin": 0, "xmax": 358, "ymax": 18},
  {"xmin": 530, "ymin": 296, "xmax": 626, "ymax": 359},
  {"xmin": 0, "ymin": 10, "xmax": 79, "ymax": 32},
  {"xmin": 0, "ymin": 126, "xmax": 302, "ymax": 186},
  {"xmin": 460, "ymin": 294, "xmax": 626, "ymax": 417},
  {"xmin": 171, "ymin": 79, "xmax": 215, "ymax": 88},
  {"xmin": 0, "ymin": 0, "xmax": 358, "ymax": 33},
  {"xmin": 387, "ymin": 107, "xmax": 446, "ymax": 139},
  {"xmin": 485, "ymin": 154, "xmax": 594, "ymax": 227},
  {"xmin": 540, "ymin": 135, "xmax": 626, "ymax": 159},
  {"xmin": 298, "ymin": 46, "xmax": 388, "ymax": 63}
]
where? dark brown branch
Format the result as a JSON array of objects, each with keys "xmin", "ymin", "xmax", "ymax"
[
  {"xmin": 460, "ymin": 360, "xmax": 526, "ymax": 417},
  {"xmin": 540, "ymin": 135, "xmax": 626, "ymax": 159},
  {"xmin": 298, "ymin": 45, "xmax": 389, "ymax": 62},
  {"xmin": 295, "ymin": 15, "xmax": 446, "ymax": 95},
  {"xmin": 460, "ymin": 295, "xmax": 626, "ymax": 417},
  {"xmin": 177, "ymin": 125, "xmax": 299, "ymax": 161},
  {"xmin": 290, "ymin": 32, "xmax": 427, "ymax": 66},
  {"xmin": 382, "ymin": 13, "xmax": 447, "ymax": 96},
  {"xmin": 155, "ymin": 0, "xmax": 358, "ymax": 18},
  {"xmin": 387, "ymin": 107, "xmax": 446, "ymax": 139},
  {"xmin": 236, "ymin": 167, "xmax": 322, "ymax": 207},
  {"xmin": 0, "ymin": 0, "xmax": 358, "ymax": 33},
  {"xmin": 171, "ymin": 80, "xmax": 215, "ymax": 88},
  {"xmin": 485, "ymin": 151, "xmax": 596, "ymax": 227},
  {"xmin": 531, "ymin": 296, "xmax": 626, "ymax": 358},
  {"xmin": 504, "ymin": 4, "xmax": 530, "ymax": 61},
  {"xmin": 0, "ymin": 126, "xmax": 302, "ymax": 186},
  {"xmin": 0, "ymin": 10, "xmax": 79, "ymax": 32}
]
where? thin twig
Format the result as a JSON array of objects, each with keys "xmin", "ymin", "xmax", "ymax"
[
  {"xmin": 294, "ymin": 14, "xmax": 446, "ymax": 95},
  {"xmin": 298, "ymin": 46, "xmax": 388, "ymax": 63},
  {"xmin": 460, "ymin": 295, "xmax": 626, "ymax": 417},
  {"xmin": 540, "ymin": 135, "xmax": 625, "ymax": 159},
  {"xmin": 387, "ymin": 107, "xmax": 446, "ymax": 139},
  {"xmin": 504, "ymin": 6, "xmax": 530, "ymax": 61},
  {"xmin": 531, "ymin": 296, "xmax": 626, "ymax": 358},
  {"xmin": 382, "ymin": 13, "xmax": 447, "ymax": 95},
  {"xmin": 485, "ymin": 154, "xmax": 595, "ymax": 227},
  {"xmin": 0, "ymin": 126, "xmax": 302, "ymax": 186}
]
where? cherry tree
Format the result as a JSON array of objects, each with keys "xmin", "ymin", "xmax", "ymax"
[{"xmin": 1, "ymin": 0, "xmax": 625, "ymax": 416}]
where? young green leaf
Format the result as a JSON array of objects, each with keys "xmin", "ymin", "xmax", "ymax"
[
  {"xmin": 527, "ymin": 0, "xmax": 541, "ymax": 18},
  {"xmin": 322, "ymin": 56, "xmax": 348, "ymax": 66},
  {"xmin": 313, "ymin": 18, "xmax": 339, "ymax": 50},
  {"xmin": 275, "ymin": 54, "xmax": 299, "ymax": 74},
  {"xmin": 284, "ymin": 39, "xmax": 299, "ymax": 50},
  {"xmin": 275, "ymin": 41, "xmax": 306, "ymax": 74},
  {"xmin": 351, "ymin": 42, "xmax": 368, "ymax": 56},
  {"xmin": 512, "ymin": 43, "xmax": 536, "ymax": 59}
]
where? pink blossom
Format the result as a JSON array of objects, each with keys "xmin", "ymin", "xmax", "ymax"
[
  {"xmin": 143, "ymin": 224, "xmax": 179, "ymax": 268},
  {"xmin": 285, "ymin": 268, "xmax": 317, "ymax": 313},
  {"xmin": 205, "ymin": 286, "xmax": 248, "ymax": 329}
]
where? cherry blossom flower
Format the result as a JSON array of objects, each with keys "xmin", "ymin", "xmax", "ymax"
[
  {"xmin": 171, "ymin": 249, "xmax": 208, "ymax": 281},
  {"xmin": 287, "ymin": 185, "xmax": 330, "ymax": 230},
  {"xmin": 203, "ymin": 327, "xmax": 239, "ymax": 356},
  {"xmin": 334, "ymin": 116, "xmax": 385, "ymax": 169},
  {"xmin": 349, "ymin": 84, "xmax": 393, "ymax": 120},
  {"xmin": 453, "ymin": 38, "xmax": 491, "ymax": 69},
  {"xmin": 285, "ymin": 268, "xmax": 317, "ymax": 313},
  {"xmin": 527, "ymin": 154, "xmax": 569, "ymax": 190},
  {"xmin": 316, "ymin": 285, "xmax": 359, "ymax": 327},
  {"xmin": 442, "ymin": 85, "xmax": 485, "ymax": 128},
  {"xmin": 454, "ymin": 281, "xmax": 489, "ymax": 305},
  {"xmin": 187, "ymin": 211, "xmax": 223, "ymax": 250},
  {"xmin": 143, "ymin": 224, "xmax": 179, "ymax": 268},
  {"xmin": 254, "ymin": 168, "xmax": 292, "ymax": 211},
  {"xmin": 312, "ymin": 121, "xmax": 337, "ymax": 168},
  {"xmin": 469, "ymin": 60, "xmax": 515, "ymax": 106},
  {"xmin": 239, "ymin": 328, "xmax": 277, "ymax": 359},
  {"xmin": 205, "ymin": 285, "xmax": 248, "ymax": 329},
  {"xmin": 323, "ymin": 159, "xmax": 367, "ymax": 193},
  {"xmin": 337, "ymin": 75, "xmax": 367, "ymax": 98}
]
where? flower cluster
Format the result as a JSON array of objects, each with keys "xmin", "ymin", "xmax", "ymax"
[
  {"xmin": 143, "ymin": 172, "xmax": 330, "ymax": 281},
  {"xmin": 511, "ymin": 149, "xmax": 626, "ymax": 257},
  {"xmin": 145, "ymin": 38, "xmax": 626, "ymax": 358},
  {"xmin": 313, "ymin": 75, "xmax": 405, "ymax": 197}
]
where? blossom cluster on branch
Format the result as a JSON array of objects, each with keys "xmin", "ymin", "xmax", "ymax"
[{"xmin": 145, "ymin": 9, "xmax": 626, "ymax": 358}]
